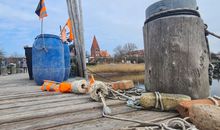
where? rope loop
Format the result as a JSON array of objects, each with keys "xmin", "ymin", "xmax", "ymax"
[{"xmin": 155, "ymin": 92, "xmax": 164, "ymax": 111}]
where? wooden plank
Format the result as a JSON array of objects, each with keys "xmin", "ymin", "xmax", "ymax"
[
  {"xmin": 0, "ymin": 100, "xmax": 125, "ymax": 124},
  {"xmin": 0, "ymin": 105, "xmax": 134, "ymax": 130},
  {"xmin": 0, "ymin": 95, "xmax": 90, "ymax": 110},
  {"xmin": 46, "ymin": 111, "xmax": 178, "ymax": 130},
  {"xmin": 0, "ymin": 92, "xmax": 60, "ymax": 101},
  {"xmin": 0, "ymin": 94, "xmax": 87, "ymax": 105},
  {"xmin": 0, "ymin": 97, "xmax": 91, "ymax": 116},
  {"xmin": 0, "ymin": 91, "xmax": 44, "ymax": 97},
  {"xmin": 0, "ymin": 85, "xmax": 39, "ymax": 94}
]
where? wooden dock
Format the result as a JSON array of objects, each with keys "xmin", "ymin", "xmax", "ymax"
[{"xmin": 0, "ymin": 74, "xmax": 178, "ymax": 130}]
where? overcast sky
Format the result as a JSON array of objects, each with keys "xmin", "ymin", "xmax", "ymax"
[{"xmin": 0, "ymin": 0, "xmax": 219, "ymax": 56}]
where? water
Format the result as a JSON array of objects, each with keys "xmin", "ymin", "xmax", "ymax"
[{"xmin": 211, "ymin": 79, "xmax": 220, "ymax": 96}]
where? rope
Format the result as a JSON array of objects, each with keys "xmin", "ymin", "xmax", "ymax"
[
  {"xmin": 127, "ymin": 99, "xmax": 143, "ymax": 109},
  {"xmin": 102, "ymin": 112, "xmax": 160, "ymax": 127},
  {"xmin": 89, "ymin": 81, "xmax": 109, "ymax": 102},
  {"xmin": 98, "ymin": 92, "xmax": 112, "ymax": 115},
  {"xmin": 87, "ymin": 68, "xmax": 144, "ymax": 103},
  {"xmin": 208, "ymin": 96, "xmax": 220, "ymax": 106},
  {"xmin": 103, "ymin": 113, "xmax": 197, "ymax": 130},
  {"xmin": 155, "ymin": 92, "xmax": 164, "ymax": 111},
  {"xmin": 208, "ymin": 63, "xmax": 214, "ymax": 85},
  {"xmin": 162, "ymin": 118, "xmax": 196, "ymax": 130},
  {"xmin": 107, "ymin": 90, "xmax": 127, "ymax": 101},
  {"xmin": 92, "ymin": 84, "xmax": 197, "ymax": 130},
  {"xmin": 214, "ymin": 95, "xmax": 220, "ymax": 100},
  {"xmin": 87, "ymin": 68, "xmax": 116, "ymax": 82},
  {"xmin": 206, "ymin": 29, "xmax": 220, "ymax": 39},
  {"xmin": 107, "ymin": 87, "xmax": 135, "ymax": 101}
]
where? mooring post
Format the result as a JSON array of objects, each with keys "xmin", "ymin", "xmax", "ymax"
[{"xmin": 143, "ymin": 0, "xmax": 210, "ymax": 99}]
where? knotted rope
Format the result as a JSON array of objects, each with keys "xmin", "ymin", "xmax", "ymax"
[
  {"xmin": 89, "ymin": 81, "xmax": 198, "ymax": 130},
  {"xmin": 155, "ymin": 92, "xmax": 164, "ymax": 111}
]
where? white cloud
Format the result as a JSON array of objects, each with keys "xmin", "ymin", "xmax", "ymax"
[{"xmin": 0, "ymin": 0, "xmax": 220, "ymax": 56}]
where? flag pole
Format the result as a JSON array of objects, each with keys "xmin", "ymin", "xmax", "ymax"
[
  {"xmin": 41, "ymin": 18, "xmax": 43, "ymax": 35},
  {"xmin": 41, "ymin": 18, "xmax": 46, "ymax": 50}
]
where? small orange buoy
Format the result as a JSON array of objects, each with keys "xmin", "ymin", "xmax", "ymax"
[
  {"xmin": 59, "ymin": 82, "xmax": 72, "ymax": 93},
  {"xmin": 41, "ymin": 80, "xmax": 59, "ymax": 92},
  {"xmin": 59, "ymin": 80, "xmax": 88, "ymax": 94}
]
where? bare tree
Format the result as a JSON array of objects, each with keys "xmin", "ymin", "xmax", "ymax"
[
  {"xmin": 123, "ymin": 43, "xmax": 138, "ymax": 54},
  {"xmin": 114, "ymin": 43, "xmax": 138, "ymax": 58},
  {"xmin": 114, "ymin": 45, "xmax": 125, "ymax": 58}
]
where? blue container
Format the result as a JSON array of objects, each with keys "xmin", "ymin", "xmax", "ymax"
[
  {"xmin": 63, "ymin": 42, "xmax": 71, "ymax": 81},
  {"xmin": 32, "ymin": 34, "xmax": 65, "ymax": 85}
]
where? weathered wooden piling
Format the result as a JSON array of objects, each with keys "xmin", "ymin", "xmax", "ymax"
[{"xmin": 143, "ymin": 0, "xmax": 210, "ymax": 99}]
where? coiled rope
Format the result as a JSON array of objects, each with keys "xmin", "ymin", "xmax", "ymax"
[
  {"xmin": 103, "ymin": 112, "xmax": 197, "ymax": 130},
  {"xmin": 95, "ymin": 86, "xmax": 197, "ymax": 130}
]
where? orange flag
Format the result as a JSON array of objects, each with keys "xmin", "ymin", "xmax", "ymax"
[
  {"xmin": 61, "ymin": 27, "xmax": 67, "ymax": 42},
  {"xmin": 66, "ymin": 19, "xmax": 74, "ymax": 41},
  {"xmin": 35, "ymin": 0, "xmax": 48, "ymax": 19}
]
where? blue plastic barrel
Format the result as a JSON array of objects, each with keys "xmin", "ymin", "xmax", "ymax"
[
  {"xmin": 63, "ymin": 42, "xmax": 71, "ymax": 81},
  {"xmin": 32, "ymin": 34, "xmax": 65, "ymax": 85}
]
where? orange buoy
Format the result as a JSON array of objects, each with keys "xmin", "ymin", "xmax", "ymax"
[
  {"xmin": 41, "ymin": 80, "xmax": 59, "ymax": 92},
  {"xmin": 59, "ymin": 82, "xmax": 72, "ymax": 93},
  {"xmin": 59, "ymin": 80, "xmax": 88, "ymax": 94}
]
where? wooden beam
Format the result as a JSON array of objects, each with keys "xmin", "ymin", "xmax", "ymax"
[
  {"xmin": 66, "ymin": 0, "xmax": 83, "ymax": 77},
  {"xmin": 78, "ymin": 0, "xmax": 88, "ymax": 80},
  {"xmin": 66, "ymin": 0, "xmax": 87, "ymax": 79},
  {"xmin": 0, "ymin": 100, "xmax": 125, "ymax": 124}
]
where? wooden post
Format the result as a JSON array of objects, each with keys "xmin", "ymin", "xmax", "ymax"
[
  {"xmin": 143, "ymin": 15, "xmax": 210, "ymax": 99},
  {"xmin": 78, "ymin": 0, "xmax": 88, "ymax": 80},
  {"xmin": 66, "ymin": 0, "xmax": 87, "ymax": 79}
]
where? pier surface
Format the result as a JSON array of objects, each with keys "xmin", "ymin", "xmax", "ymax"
[{"xmin": 0, "ymin": 74, "xmax": 178, "ymax": 130}]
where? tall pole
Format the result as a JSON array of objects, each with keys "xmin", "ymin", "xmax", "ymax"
[
  {"xmin": 72, "ymin": 0, "xmax": 84, "ymax": 78},
  {"xmin": 66, "ymin": 0, "xmax": 87, "ymax": 79},
  {"xmin": 66, "ymin": 0, "xmax": 83, "ymax": 77},
  {"xmin": 78, "ymin": 0, "xmax": 88, "ymax": 80}
]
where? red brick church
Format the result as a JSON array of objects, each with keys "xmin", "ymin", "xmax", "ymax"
[{"xmin": 90, "ymin": 36, "xmax": 110, "ymax": 59}]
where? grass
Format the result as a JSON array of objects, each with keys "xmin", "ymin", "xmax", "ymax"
[
  {"xmin": 87, "ymin": 64, "xmax": 145, "ymax": 73},
  {"xmin": 94, "ymin": 74, "xmax": 145, "ymax": 83},
  {"xmin": 87, "ymin": 64, "xmax": 145, "ymax": 83}
]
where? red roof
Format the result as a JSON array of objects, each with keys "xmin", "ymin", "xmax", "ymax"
[
  {"xmin": 127, "ymin": 50, "xmax": 144, "ymax": 56},
  {"xmin": 100, "ymin": 51, "xmax": 110, "ymax": 57}
]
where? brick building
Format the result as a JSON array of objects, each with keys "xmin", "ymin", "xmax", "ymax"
[
  {"xmin": 127, "ymin": 50, "xmax": 144, "ymax": 57},
  {"xmin": 90, "ymin": 36, "xmax": 110, "ymax": 59}
]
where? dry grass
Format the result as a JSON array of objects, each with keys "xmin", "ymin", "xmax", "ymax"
[
  {"xmin": 108, "ymin": 74, "xmax": 144, "ymax": 83},
  {"xmin": 87, "ymin": 64, "xmax": 145, "ymax": 73}
]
